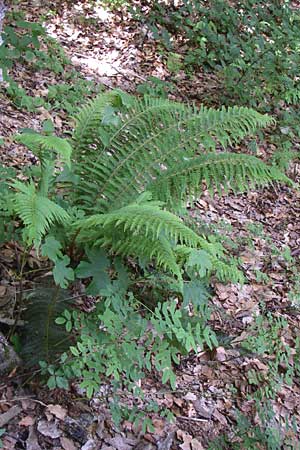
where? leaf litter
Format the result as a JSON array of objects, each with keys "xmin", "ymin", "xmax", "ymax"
[{"xmin": 0, "ymin": 1, "xmax": 299, "ymax": 449}]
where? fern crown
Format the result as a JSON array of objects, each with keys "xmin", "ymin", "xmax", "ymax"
[{"xmin": 12, "ymin": 90, "xmax": 291, "ymax": 280}]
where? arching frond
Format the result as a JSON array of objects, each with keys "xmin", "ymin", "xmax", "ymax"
[
  {"xmin": 12, "ymin": 181, "xmax": 70, "ymax": 246},
  {"xmin": 74, "ymin": 199, "xmax": 203, "ymax": 279},
  {"xmin": 148, "ymin": 153, "xmax": 293, "ymax": 205},
  {"xmin": 71, "ymin": 93, "xmax": 276, "ymax": 212},
  {"xmin": 15, "ymin": 133, "xmax": 72, "ymax": 168},
  {"xmin": 72, "ymin": 89, "xmax": 133, "ymax": 158}
]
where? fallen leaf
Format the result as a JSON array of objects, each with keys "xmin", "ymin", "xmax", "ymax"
[
  {"xmin": 215, "ymin": 346, "xmax": 227, "ymax": 362},
  {"xmin": 37, "ymin": 419, "xmax": 61, "ymax": 439},
  {"xmin": 184, "ymin": 392, "xmax": 197, "ymax": 402},
  {"xmin": 106, "ymin": 435, "xmax": 136, "ymax": 450},
  {"xmin": 19, "ymin": 415, "xmax": 35, "ymax": 426},
  {"xmin": 157, "ymin": 431, "xmax": 175, "ymax": 450},
  {"xmin": 0, "ymin": 286, "xmax": 6, "ymax": 296},
  {"xmin": 191, "ymin": 438, "xmax": 204, "ymax": 450},
  {"xmin": 0, "ymin": 406, "xmax": 21, "ymax": 427},
  {"xmin": 26, "ymin": 426, "xmax": 42, "ymax": 450},
  {"xmin": 47, "ymin": 404, "xmax": 67, "ymax": 420},
  {"xmin": 81, "ymin": 439, "xmax": 98, "ymax": 450},
  {"xmin": 193, "ymin": 398, "xmax": 214, "ymax": 419},
  {"xmin": 60, "ymin": 436, "xmax": 77, "ymax": 450},
  {"xmin": 177, "ymin": 430, "xmax": 193, "ymax": 450}
]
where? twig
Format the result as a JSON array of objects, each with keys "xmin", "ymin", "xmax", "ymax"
[
  {"xmin": 177, "ymin": 415, "xmax": 209, "ymax": 422},
  {"xmin": 0, "ymin": 396, "xmax": 47, "ymax": 407}
]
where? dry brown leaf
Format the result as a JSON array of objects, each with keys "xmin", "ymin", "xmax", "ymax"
[
  {"xmin": 37, "ymin": 419, "xmax": 61, "ymax": 439},
  {"xmin": 215, "ymin": 346, "xmax": 227, "ymax": 362},
  {"xmin": 47, "ymin": 404, "xmax": 67, "ymax": 420},
  {"xmin": 183, "ymin": 392, "xmax": 197, "ymax": 402},
  {"xmin": 26, "ymin": 425, "xmax": 42, "ymax": 450},
  {"xmin": 191, "ymin": 438, "xmax": 204, "ymax": 450},
  {"xmin": 0, "ymin": 286, "xmax": 6, "ymax": 296},
  {"xmin": 177, "ymin": 429, "xmax": 193, "ymax": 450},
  {"xmin": 60, "ymin": 436, "xmax": 77, "ymax": 450},
  {"xmin": 18, "ymin": 415, "xmax": 35, "ymax": 426}
]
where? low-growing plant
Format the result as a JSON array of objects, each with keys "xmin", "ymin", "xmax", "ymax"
[
  {"xmin": 0, "ymin": 13, "xmax": 71, "ymax": 109},
  {"xmin": 0, "ymin": 89, "xmax": 293, "ymax": 426},
  {"xmin": 241, "ymin": 313, "xmax": 295, "ymax": 400},
  {"xmin": 208, "ymin": 401, "xmax": 299, "ymax": 450},
  {"xmin": 136, "ymin": 0, "xmax": 300, "ymax": 168}
]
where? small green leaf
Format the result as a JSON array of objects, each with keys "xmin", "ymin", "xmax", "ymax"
[
  {"xmin": 86, "ymin": 384, "xmax": 94, "ymax": 399},
  {"xmin": 53, "ymin": 256, "xmax": 74, "ymax": 288},
  {"xmin": 64, "ymin": 310, "xmax": 71, "ymax": 320},
  {"xmin": 42, "ymin": 119, "xmax": 55, "ymax": 134},
  {"xmin": 47, "ymin": 375, "xmax": 57, "ymax": 389},
  {"xmin": 70, "ymin": 346, "xmax": 79, "ymax": 356},
  {"xmin": 55, "ymin": 317, "xmax": 66, "ymax": 325},
  {"xmin": 41, "ymin": 236, "xmax": 63, "ymax": 262},
  {"xmin": 56, "ymin": 376, "xmax": 69, "ymax": 389}
]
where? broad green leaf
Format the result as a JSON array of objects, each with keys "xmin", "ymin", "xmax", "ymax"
[
  {"xmin": 41, "ymin": 236, "xmax": 63, "ymax": 262},
  {"xmin": 53, "ymin": 256, "xmax": 74, "ymax": 288},
  {"xmin": 75, "ymin": 248, "xmax": 110, "ymax": 295}
]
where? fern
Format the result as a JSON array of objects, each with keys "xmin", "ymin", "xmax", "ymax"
[
  {"xmin": 72, "ymin": 89, "xmax": 132, "ymax": 158},
  {"xmin": 66, "ymin": 92, "xmax": 290, "ymax": 279},
  {"xmin": 71, "ymin": 94, "xmax": 276, "ymax": 213},
  {"xmin": 12, "ymin": 91, "xmax": 292, "ymax": 281},
  {"xmin": 20, "ymin": 284, "xmax": 73, "ymax": 366},
  {"xmin": 75, "ymin": 196, "xmax": 202, "ymax": 279},
  {"xmin": 283, "ymin": 87, "xmax": 300, "ymax": 105},
  {"xmin": 12, "ymin": 181, "xmax": 70, "ymax": 247},
  {"xmin": 15, "ymin": 133, "xmax": 72, "ymax": 168},
  {"xmin": 148, "ymin": 152, "xmax": 292, "ymax": 205}
]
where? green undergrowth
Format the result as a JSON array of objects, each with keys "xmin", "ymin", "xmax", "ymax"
[
  {"xmin": 0, "ymin": 2, "xmax": 300, "ymax": 447},
  {"xmin": 0, "ymin": 10, "xmax": 98, "ymax": 112},
  {"xmin": 132, "ymin": 0, "xmax": 300, "ymax": 172}
]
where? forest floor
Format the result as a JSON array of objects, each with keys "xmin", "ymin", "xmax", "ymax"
[{"xmin": 0, "ymin": 1, "xmax": 300, "ymax": 449}]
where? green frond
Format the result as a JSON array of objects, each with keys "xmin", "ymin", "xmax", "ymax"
[
  {"xmin": 102, "ymin": 234, "xmax": 182, "ymax": 280},
  {"xmin": 76, "ymin": 203, "xmax": 201, "ymax": 247},
  {"xmin": 12, "ymin": 181, "xmax": 70, "ymax": 246},
  {"xmin": 175, "ymin": 241, "xmax": 244, "ymax": 284},
  {"xmin": 148, "ymin": 153, "xmax": 293, "ymax": 205},
  {"xmin": 214, "ymin": 259, "xmax": 245, "ymax": 284},
  {"xmin": 20, "ymin": 285, "xmax": 73, "ymax": 366},
  {"xmin": 72, "ymin": 89, "xmax": 133, "ymax": 157},
  {"xmin": 15, "ymin": 133, "xmax": 72, "ymax": 168},
  {"xmin": 283, "ymin": 88, "xmax": 300, "ymax": 105},
  {"xmin": 71, "ymin": 93, "xmax": 276, "ymax": 212},
  {"xmin": 74, "ymin": 201, "xmax": 203, "ymax": 279}
]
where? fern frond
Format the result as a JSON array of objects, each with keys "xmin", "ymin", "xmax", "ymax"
[
  {"xmin": 76, "ymin": 203, "xmax": 201, "ymax": 247},
  {"xmin": 15, "ymin": 133, "xmax": 72, "ymax": 168},
  {"xmin": 74, "ymin": 200, "xmax": 203, "ymax": 279},
  {"xmin": 175, "ymin": 242, "xmax": 244, "ymax": 284},
  {"xmin": 20, "ymin": 285, "xmax": 73, "ymax": 366},
  {"xmin": 104, "ymin": 234, "xmax": 182, "ymax": 280},
  {"xmin": 148, "ymin": 153, "xmax": 292, "ymax": 205},
  {"xmin": 13, "ymin": 181, "xmax": 70, "ymax": 246},
  {"xmin": 283, "ymin": 88, "xmax": 300, "ymax": 105},
  {"xmin": 72, "ymin": 90, "xmax": 132, "ymax": 157},
  {"xmin": 71, "ymin": 93, "xmax": 276, "ymax": 212}
]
